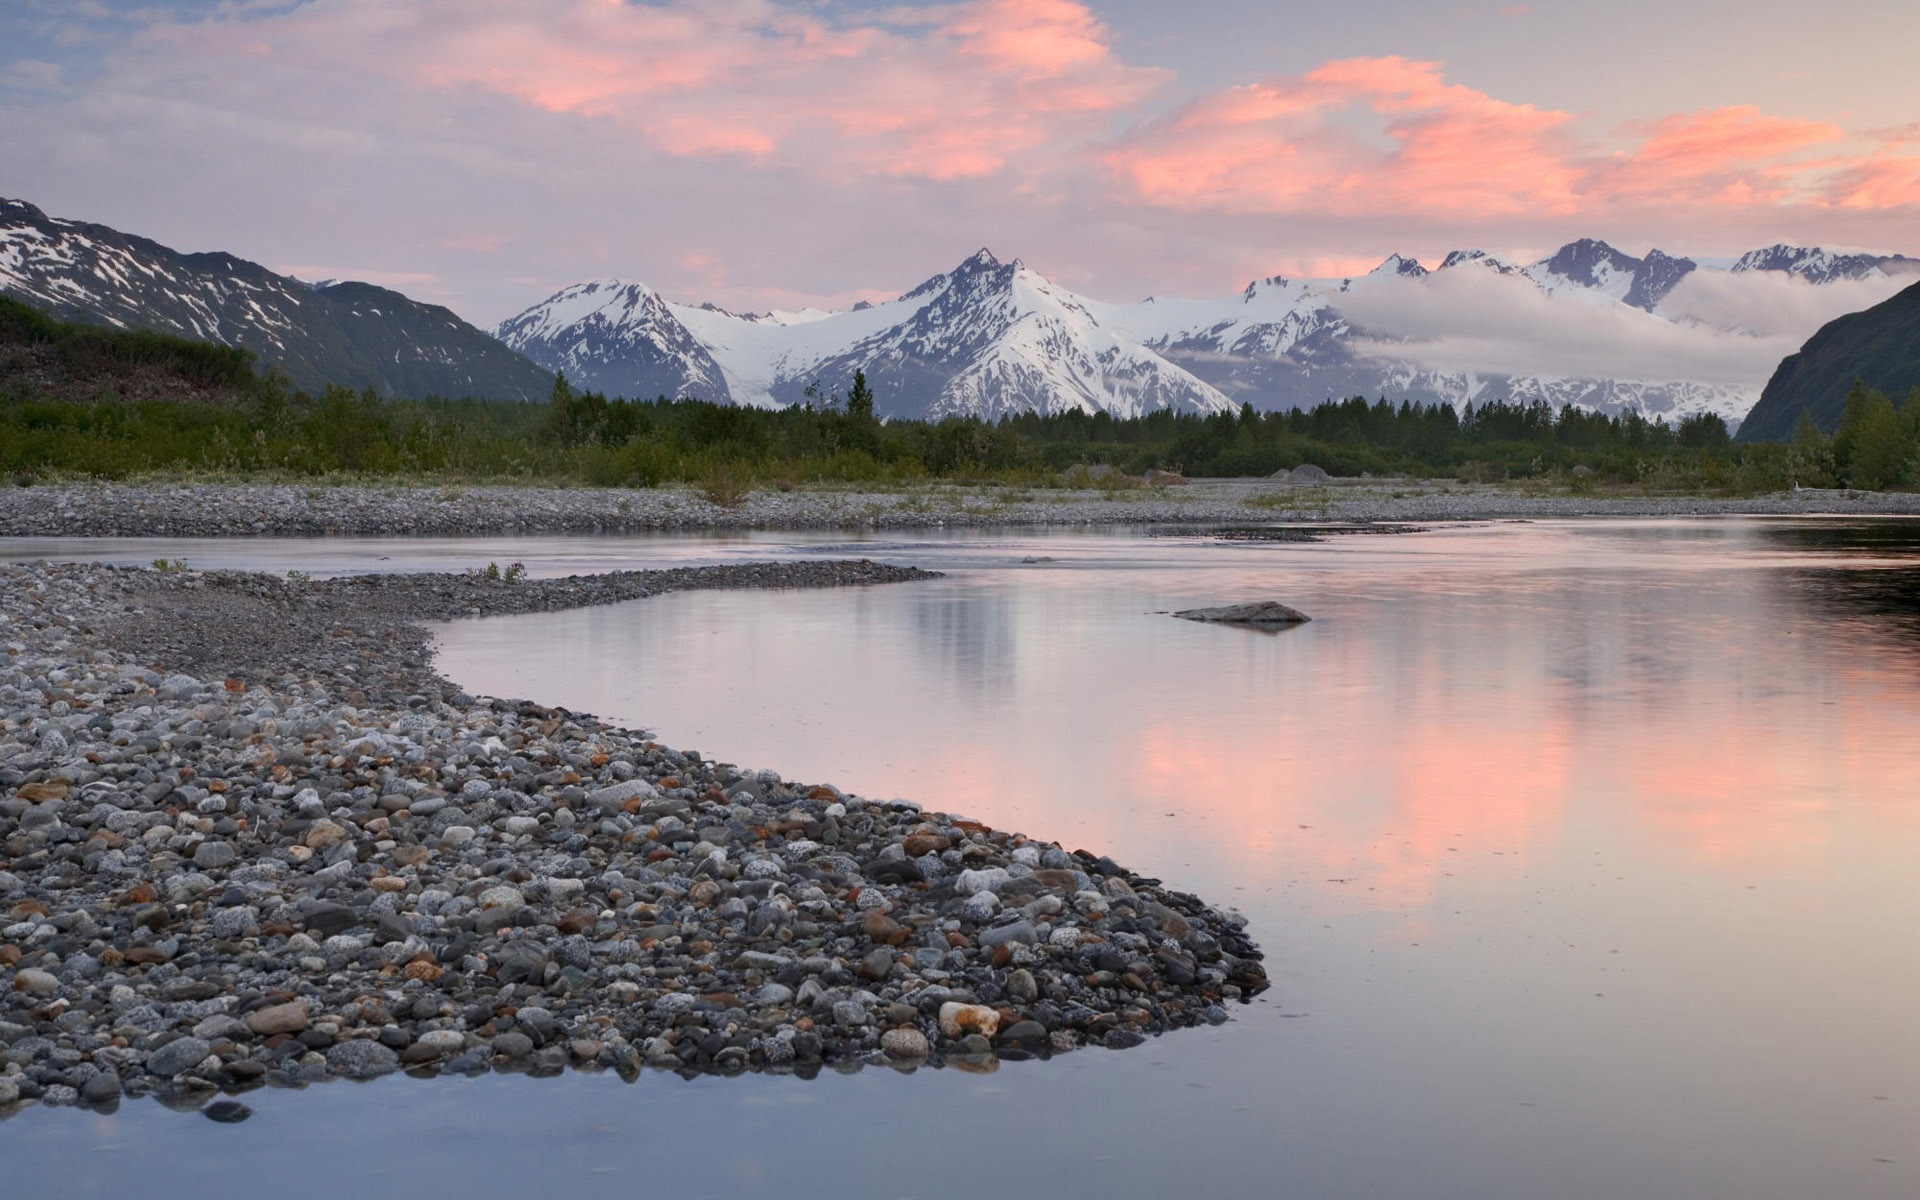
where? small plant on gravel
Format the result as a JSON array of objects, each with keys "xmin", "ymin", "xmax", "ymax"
[
  {"xmin": 697, "ymin": 466, "xmax": 751, "ymax": 509},
  {"xmin": 150, "ymin": 558, "xmax": 190, "ymax": 573},
  {"xmin": 504, "ymin": 561, "xmax": 527, "ymax": 582},
  {"xmin": 286, "ymin": 569, "xmax": 311, "ymax": 585}
]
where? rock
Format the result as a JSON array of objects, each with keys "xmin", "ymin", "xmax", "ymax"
[
  {"xmin": 585, "ymin": 779, "xmax": 658, "ymax": 811},
  {"xmin": 326, "ymin": 1039, "xmax": 399, "ymax": 1078},
  {"xmin": 410, "ymin": 1029, "xmax": 466, "ymax": 1057},
  {"xmin": 857, "ymin": 947, "xmax": 895, "ymax": 982},
  {"xmin": 1103, "ymin": 1028, "xmax": 1147, "ymax": 1050},
  {"xmin": 204, "ymin": 1100, "xmax": 253, "ymax": 1123},
  {"xmin": 1143, "ymin": 469, "xmax": 1190, "ymax": 486},
  {"xmin": 491, "ymin": 1031, "xmax": 535, "ymax": 1060},
  {"xmin": 1281, "ymin": 463, "xmax": 1331, "ymax": 483},
  {"xmin": 147, "ymin": 1037, "xmax": 213, "ymax": 1078},
  {"xmin": 979, "ymin": 920, "xmax": 1036, "ymax": 948},
  {"xmin": 80, "ymin": 1069, "xmax": 122, "ymax": 1103},
  {"xmin": 304, "ymin": 819, "xmax": 349, "ymax": 850},
  {"xmin": 477, "ymin": 885, "xmax": 525, "ymax": 910},
  {"xmin": 191, "ymin": 841, "xmax": 238, "ymax": 869},
  {"xmin": 11, "ymin": 968, "xmax": 59, "ymax": 995},
  {"xmin": 245, "ymin": 1001, "xmax": 309, "ymax": 1036},
  {"xmin": 300, "ymin": 903, "xmax": 359, "ymax": 937},
  {"xmin": 880, "ymin": 1028, "xmax": 930, "ymax": 1060},
  {"xmin": 955, "ymin": 867, "xmax": 1010, "ymax": 896},
  {"xmin": 1006, "ymin": 968, "xmax": 1039, "ymax": 1003},
  {"xmin": 937, "ymin": 1002, "xmax": 1000, "ymax": 1040},
  {"xmin": 1000, "ymin": 1020, "xmax": 1048, "ymax": 1049},
  {"xmin": 1172, "ymin": 601, "xmax": 1311, "ymax": 628}
]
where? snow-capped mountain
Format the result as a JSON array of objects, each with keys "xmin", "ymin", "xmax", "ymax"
[
  {"xmin": 492, "ymin": 279, "xmax": 730, "ymax": 403},
  {"xmin": 1731, "ymin": 244, "xmax": 1920, "ymax": 285},
  {"xmin": 499, "ymin": 250, "xmax": 1234, "ymax": 421},
  {"xmin": 501, "ymin": 238, "xmax": 1917, "ymax": 427},
  {"xmin": 0, "ymin": 197, "xmax": 552, "ymax": 400}
]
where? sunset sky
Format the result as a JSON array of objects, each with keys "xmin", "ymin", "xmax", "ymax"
[{"xmin": 4, "ymin": 0, "xmax": 1917, "ymax": 323}]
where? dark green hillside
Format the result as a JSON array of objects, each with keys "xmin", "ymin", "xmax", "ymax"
[
  {"xmin": 0, "ymin": 295, "xmax": 265, "ymax": 404},
  {"xmin": 1738, "ymin": 279, "xmax": 1920, "ymax": 441}
]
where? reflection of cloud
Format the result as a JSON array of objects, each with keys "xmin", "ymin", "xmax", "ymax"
[{"xmin": 1333, "ymin": 266, "xmax": 1914, "ymax": 387}]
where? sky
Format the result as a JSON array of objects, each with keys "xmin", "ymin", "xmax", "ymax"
[{"xmin": 2, "ymin": 0, "xmax": 1918, "ymax": 328}]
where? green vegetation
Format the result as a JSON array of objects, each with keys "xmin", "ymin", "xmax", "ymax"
[
  {"xmin": 1788, "ymin": 382, "xmax": 1920, "ymax": 490},
  {"xmin": 2, "ymin": 295, "xmax": 260, "ymax": 393},
  {"xmin": 5, "ymin": 293, "xmax": 1913, "ymax": 494}
]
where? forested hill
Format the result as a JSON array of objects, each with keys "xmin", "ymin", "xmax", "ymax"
[
  {"xmin": 1739, "ymin": 280, "xmax": 1920, "ymax": 440},
  {"xmin": 0, "ymin": 197, "xmax": 552, "ymax": 401}
]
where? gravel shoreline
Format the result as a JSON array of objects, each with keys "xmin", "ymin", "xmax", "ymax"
[
  {"xmin": 3, "ymin": 478, "xmax": 1918, "ymax": 538},
  {"xmin": 1, "ymin": 559, "xmax": 1269, "ymax": 1117}
]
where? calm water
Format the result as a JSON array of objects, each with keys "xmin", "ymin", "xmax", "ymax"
[{"xmin": 5, "ymin": 519, "xmax": 1918, "ymax": 1200}]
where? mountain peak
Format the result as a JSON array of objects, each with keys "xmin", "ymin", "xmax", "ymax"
[
  {"xmin": 1540, "ymin": 238, "xmax": 1641, "ymax": 286},
  {"xmin": 1369, "ymin": 254, "xmax": 1428, "ymax": 279}
]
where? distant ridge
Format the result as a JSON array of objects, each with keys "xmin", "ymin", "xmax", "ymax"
[{"xmin": 0, "ymin": 197, "xmax": 553, "ymax": 400}]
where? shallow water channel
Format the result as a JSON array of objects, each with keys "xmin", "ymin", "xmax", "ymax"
[{"xmin": 6, "ymin": 518, "xmax": 1919, "ymax": 1199}]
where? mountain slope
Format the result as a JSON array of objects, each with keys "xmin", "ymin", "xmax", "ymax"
[
  {"xmin": 0, "ymin": 197, "xmax": 553, "ymax": 400},
  {"xmin": 1737, "ymin": 280, "xmax": 1920, "ymax": 440}
]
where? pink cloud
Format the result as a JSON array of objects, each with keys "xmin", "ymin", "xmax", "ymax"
[
  {"xmin": 1103, "ymin": 56, "xmax": 1920, "ymax": 229},
  {"xmin": 1104, "ymin": 57, "xmax": 1583, "ymax": 218},
  {"xmin": 166, "ymin": 0, "xmax": 1163, "ymax": 183}
]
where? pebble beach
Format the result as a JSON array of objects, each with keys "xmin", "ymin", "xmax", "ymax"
[{"xmin": 0, "ymin": 555, "xmax": 1269, "ymax": 1115}]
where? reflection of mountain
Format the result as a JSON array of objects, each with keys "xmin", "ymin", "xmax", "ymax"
[
  {"xmin": 1782, "ymin": 566, "xmax": 1920, "ymax": 651},
  {"xmin": 908, "ymin": 586, "xmax": 1022, "ymax": 701}
]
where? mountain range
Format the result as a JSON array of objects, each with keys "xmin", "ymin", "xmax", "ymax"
[
  {"xmin": 0, "ymin": 197, "xmax": 551, "ymax": 401},
  {"xmin": 497, "ymin": 238, "xmax": 1920, "ymax": 429},
  {"xmin": 5, "ymin": 194, "xmax": 1917, "ymax": 433}
]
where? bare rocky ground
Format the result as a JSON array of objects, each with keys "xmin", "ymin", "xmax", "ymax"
[
  {"xmin": 2, "ymin": 477, "xmax": 1917, "ymax": 538},
  {"xmin": 0, "ymin": 559, "xmax": 1269, "ymax": 1118}
]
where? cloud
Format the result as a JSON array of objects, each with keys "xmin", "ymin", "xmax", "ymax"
[
  {"xmin": 148, "ymin": 0, "xmax": 1165, "ymax": 182},
  {"xmin": 3, "ymin": 3, "xmax": 1917, "ymax": 325},
  {"xmin": 1104, "ymin": 56, "xmax": 1920, "ymax": 229},
  {"xmin": 1333, "ymin": 265, "xmax": 1915, "ymax": 388}
]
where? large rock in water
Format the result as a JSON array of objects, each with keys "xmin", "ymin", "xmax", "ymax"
[{"xmin": 1173, "ymin": 601, "xmax": 1311, "ymax": 627}]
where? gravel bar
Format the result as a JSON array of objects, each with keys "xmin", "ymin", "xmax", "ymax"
[
  {"xmin": 3, "ymin": 479, "xmax": 1919, "ymax": 538},
  {"xmin": 0, "ymin": 559, "xmax": 1270, "ymax": 1116}
]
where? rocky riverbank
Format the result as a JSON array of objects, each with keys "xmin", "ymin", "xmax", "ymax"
[
  {"xmin": 0, "ymin": 559, "xmax": 1269, "ymax": 1117},
  {"xmin": 2, "ymin": 478, "xmax": 1918, "ymax": 538}
]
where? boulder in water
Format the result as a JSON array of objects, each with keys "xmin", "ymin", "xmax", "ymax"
[{"xmin": 1173, "ymin": 601, "xmax": 1311, "ymax": 628}]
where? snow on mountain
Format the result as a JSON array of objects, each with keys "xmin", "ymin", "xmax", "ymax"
[
  {"xmin": 494, "ymin": 279, "xmax": 730, "ymax": 403},
  {"xmin": 503, "ymin": 249, "xmax": 1233, "ymax": 420},
  {"xmin": 1730, "ymin": 244, "xmax": 1920, "ymax": 285},
  {"xmin": 498, "ymin": 237, "xmax": 1917, "ymax": 429}
]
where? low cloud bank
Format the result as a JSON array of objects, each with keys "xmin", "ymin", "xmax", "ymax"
[{"xmin": 1335, "ymin": 266, "xmax": 1914, "ymax": 387}]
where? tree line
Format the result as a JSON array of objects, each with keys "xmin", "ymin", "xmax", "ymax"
[{"xmin": 4, "ymin": 295, "xmax": 1915, "ymax": 492}]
